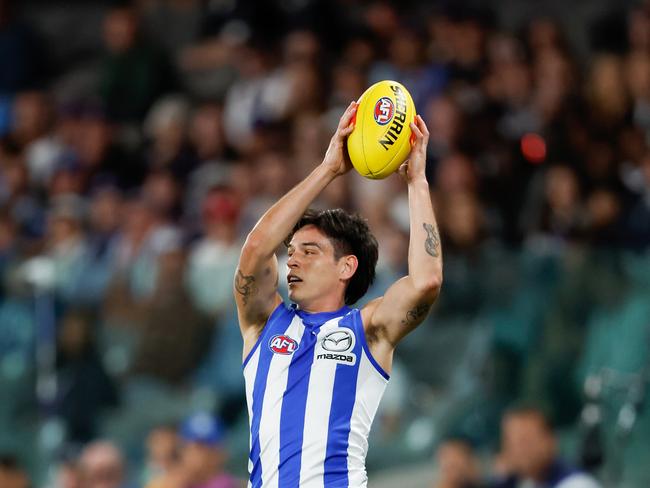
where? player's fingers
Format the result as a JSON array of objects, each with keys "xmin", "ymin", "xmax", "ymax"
[
  {"xmin": 338, "ymin": 102, "xmax": 357, "ymax": 130},
  {"xmin": 340, "ymin": 124, "xmax": 354, "ymax": 137},
  {"xmin": 416, "ymin": 114, "xmax": 430, "ymax": 138},
  {"xmin": 410, "ymin": 121, "xmax": 424, "ymax": 142}
]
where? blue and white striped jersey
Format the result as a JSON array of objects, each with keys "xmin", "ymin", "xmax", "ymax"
[{"xmin": 242, "ymin": 302, "xmax": 389, "ymax": 488}]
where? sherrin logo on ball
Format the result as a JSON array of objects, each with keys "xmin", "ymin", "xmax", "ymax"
[
  {"xmin": 347, "ymin": 80, "xmax": 416, "ymax": 179},
  {"xmin": 269, "ymin": 335, "xmax": 298, "ymax": 355},
  {"xmin": 373, "ymin": 97, "xmax": 394, "ymax": 125}
]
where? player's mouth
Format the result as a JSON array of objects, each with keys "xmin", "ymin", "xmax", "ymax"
[{"xmin": 287, "ymin": 274, "xmax": 303, "ymax": 286}]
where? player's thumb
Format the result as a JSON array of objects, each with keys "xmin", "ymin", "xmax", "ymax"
[{"xmin": 398, "ymin": 162, "xmax": 409, "ymax": 181}]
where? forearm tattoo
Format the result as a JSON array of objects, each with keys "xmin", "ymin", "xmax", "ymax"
[
  {"xmin": 423, "ymin": 222, "xmax": 441, "ymax": 258},
  {"xmin": 235, "ymin": 270, "xmax": 258, "ymax": 305},
  {"xmin": 401, "ymin": 302, "xmax": 432, "ymax": 326}
]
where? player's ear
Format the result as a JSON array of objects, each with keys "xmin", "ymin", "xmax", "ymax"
[{"xmin": 340, "ymin": 255, "xmax": 358, "ymax": 281}]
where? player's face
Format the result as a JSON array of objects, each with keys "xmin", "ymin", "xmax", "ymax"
[{"xmin": 286, "ymin": 226, "xmax": 345, "ymax": 306}]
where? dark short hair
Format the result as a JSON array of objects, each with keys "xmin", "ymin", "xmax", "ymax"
[
  {"xmin": 503, "ymin": 405, "xmax": 554, "ymax": 432},
  {"xmin": 285, "ymin": 208, "xmax": 378, "ymax": 305},
  {"xmin": 0, "ymin": 453, "xmax": 24, "ymax": 472}
]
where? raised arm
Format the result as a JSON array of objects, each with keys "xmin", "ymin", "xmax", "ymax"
[
  {"xmin": 234, "ymin": 102, "xmax": 358, "ymax": 345},
  {"xmin": 365, "ymin": 115, "xmax": 443, "ymax": 347}
]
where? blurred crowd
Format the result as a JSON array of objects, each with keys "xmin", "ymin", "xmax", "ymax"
[
  {"xmin": 2, "ymin": 0, "xmax": 650, "ymax": 486},
  {"xmin": 2, "ymin": 412, "xmax": 242, "ymax": 488}
]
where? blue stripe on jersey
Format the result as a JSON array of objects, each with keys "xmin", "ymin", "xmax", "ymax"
[
  {"xmin": 324, "ymin": 317, "xmax": 361, "ymax": 486},
  {"xmin": 248, "ymin": 304, "xmax": 292, "ymax": 487},
  {"xmin": 278, "ymin": 329, "xmax": 318, "ymax": 487},
  {"xmin": 352, "ymin": 307, "xmax": 390, "ymax": 381},
  {"xmin": 249, "ymin": 344, "xmax": 273, "ymax": 487}
]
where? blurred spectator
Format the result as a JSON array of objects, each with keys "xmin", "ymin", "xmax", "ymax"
[
  {"xmin": 186, "ymin": 186, "xmax": 242, "ymax": 318},
  {"xmin": 0, "ymin": 136, "xmax": 45, "ymax": 237},
  {"xmin": 432, "ymin": 438, "xmax": 482, "ymax": 488},
  {"xmin": 491, "ymin": 407, "xmax": 601, "ymax": 488},
  {"xmin": 438, "ymin": 191, "xmax": 486, "ymax": 253},
  {"xmin": 625, "ymin": 151, "xmax": 650, "ymax": 247},
  {"xmin": 141, "ymin": 425, "xmax": 179, "ymax": 487},
  {"xmin": 10, "ymin": 91, "xmax": 51, "ymax": 147},
  {"xmin": 75, "ymin": 186, "xmax": 123, "ymax": 306},
  {"xmin": 103, "ymin": 195, "xmax": 163, "ymax": 307},
  {"xmin": 143, "ymin": 96, "xmax": 196, "ymax": 181},
  {"xmin": 142, "ymin": 170, "xmax": 182, "ymax": 221},
  {"xmin": 424, "ymin": 95, "xmax": 464, "ymax": 163},
  {"xmin": 0, "ymin": 0, "xmax": 46, "ymax": 95},
  {"xmin": 188, "ymin": 103, "xmax": 225, "ymax": 166},
  {"xmin": 147, "ymin": 413, "xmax": 238, "ymax": 488},
  {"xmin": 0, "ymin": 210, "xmax": 18, "ymax": 284},
  {"xmin": 79, "ymin": 441, "xmax": 128, "ymax": 488},
  {"xmin": 44, "ymin": 194, "xmax": 88, "ymax": 302},
  {"xmin": 10, "ymin": 91, "xmax": 66, "ymax": 189},
  {"xmin": 222, "ymin": 42, "xmax": 282, "ymax": 152},
  {"xmin": 46, "ymin": 448, "xmax": 81, "ymax": 488},
  {"xmin": 585, "ymin": 55, "xmax": 629, "ymax": 131},
  {"xmin": 100, "ymin": 6, "xmax": 177, "ymax": 123},
  {"xmin": 129, "ymin": 234, "xmax": 211, "ymax": 384},
  {"xmin": 0, "ymin": 454, "xmax": 29, "ymax": 488},
  {"xmin": 74, "ymin": 106, "xmax": 145, "ymax": 192},
  {"xmin": 523, "ymin": 165, "xmax": 585, "ymax": 246},
  {"xmin": 55, "ymin": 309, "xmax": 118, "ymax": 443}
]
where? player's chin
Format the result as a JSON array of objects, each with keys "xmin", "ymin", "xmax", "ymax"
[{"xmin": 287, "ymin": 284, "xmax": 299, "ymax": 300}]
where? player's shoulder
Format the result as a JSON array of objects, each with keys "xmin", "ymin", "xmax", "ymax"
[
  {"xmin": 360, "ymin": 297, "xmax": 382, "ymax": 329},
  {"xmin": 360, "ymin": 297, "xmax": 381, "ymax": 313}
]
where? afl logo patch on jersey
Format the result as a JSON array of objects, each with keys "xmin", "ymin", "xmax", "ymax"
[
  {"xmin": 374, "ymin": 97, "xmax": 394, "ymax": 125},
  {"xmin": 269, "ymin": 335, "xmax": 298, "ymax": 355}
]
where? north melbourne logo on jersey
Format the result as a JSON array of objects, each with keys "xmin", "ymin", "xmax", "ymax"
[
  {"xmin": 374, "ymin": 97, "xmax": 395, "ymax": 125},
  {"xmin": 317, "ymin": 329, "xmax": 357, "ymax": 365},
  {"xmin": 269, "ymin": 335, "xmax": 298, "ymax": 355}
]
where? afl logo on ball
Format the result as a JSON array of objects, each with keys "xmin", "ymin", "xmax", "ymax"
[
  {"xmin": 374, "ymin": 97, "xmax": 395, "ymax": 125},
  {"xmin": 269, "ymin": 335, "xmax": 298, "ymax": 355}
]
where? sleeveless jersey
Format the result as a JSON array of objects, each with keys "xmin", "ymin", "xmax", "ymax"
[{"xmin": 242, "ymin": 302, "xmax": 389, "ymax": 488}]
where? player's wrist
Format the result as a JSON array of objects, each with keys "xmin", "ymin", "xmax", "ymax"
[
  {"xmin": 407, "ymin": 173, "xmax": 428, "ymax": 186},
  {"xmin": 316, "ymin": 161, "xmax": 341, "ymax": 181}
]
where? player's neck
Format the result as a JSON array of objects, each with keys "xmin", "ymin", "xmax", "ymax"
[{"xmin": 296, "ymin": 295, "xmax": 346, "ymax": 314}]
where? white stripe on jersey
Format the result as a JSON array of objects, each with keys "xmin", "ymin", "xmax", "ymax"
[
  {"xmin": 244, "ymin": 346, "xmax": 261, "ymax": 485},
  {"xmin": 347, "ymin": 352, "xmax": 388, "ymax": 486},
  {"xmin": 298, "ymin": 317, "xmax": 340, "ymax": 487},
  {"xmin": 258, "ymin": 315, "xmax": 306, "ymax": 488}
]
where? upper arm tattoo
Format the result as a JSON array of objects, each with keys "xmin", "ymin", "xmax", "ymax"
[
  {"xmin": 423, "ymin": 222, "xmax": 441, "ymax": 258},
  {"xmin": 401, "ymin": 302, "xmax": 432, "ymax": 327},
  {"xmin": 235, "ymin": 269, "xmax": 258, "ymax": 305}
]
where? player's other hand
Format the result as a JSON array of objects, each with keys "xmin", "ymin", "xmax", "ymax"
[
  {"xmin": 398, "ymin": 115, "xmax": 429, "ymax": 184},
  {"xmin": 322, "ymin": 102, "xmax": 357, "ymax": 177}
]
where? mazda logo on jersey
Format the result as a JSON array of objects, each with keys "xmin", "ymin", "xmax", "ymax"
[
  {"xmin": 317, "ymin": 329, "xmax": 357, "ymax": 366},
  {"xmin": 269, "ymin": 335, "xmax": 298, "ymax": 355},
  {"xmin": 322, "ymin": 330, "xmax": 353, "ymax": 352}
]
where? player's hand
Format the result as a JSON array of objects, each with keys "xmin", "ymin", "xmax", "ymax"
[
  {"xmin": 398, "ymin": 115, "xmax": 429, "ymax": 183},
  {"xmin": 321, "ymin": 102, "xmax": 357, "ymax": 177}
]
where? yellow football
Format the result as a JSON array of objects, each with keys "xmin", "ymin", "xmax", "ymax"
[{"xmin": 347, "ymin": 80, "xmax": 416, "ymax": 179}]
